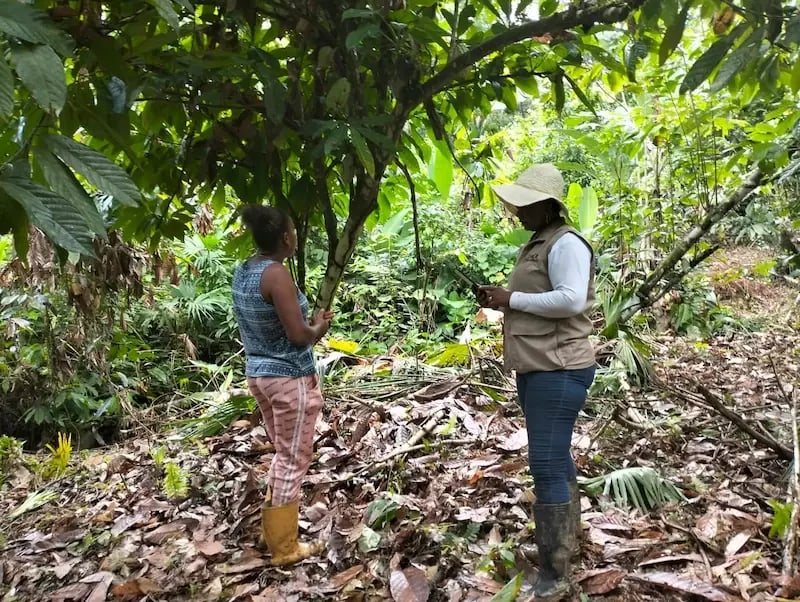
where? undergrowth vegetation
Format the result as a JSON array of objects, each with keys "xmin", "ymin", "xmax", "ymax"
[{"xmin": 1, "ymin": 93, "xmax": 799, "ymax": 451}]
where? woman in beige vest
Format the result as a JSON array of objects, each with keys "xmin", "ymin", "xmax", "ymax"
[{"xmin": 478, "ymin": 164, "xmax": 596, "ymax": 601}]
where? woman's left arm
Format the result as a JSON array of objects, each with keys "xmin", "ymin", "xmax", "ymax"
[{"xmin": 509, "ymin": 234, "xmax": 592, "ymax": 318}]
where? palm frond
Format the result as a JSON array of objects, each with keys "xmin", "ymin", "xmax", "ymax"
[
  {"xmin": 179, "ymin": 391, "xmax": 255, "ymax": 440},
  {"xmin": 614, "ymin": 330, "xmax": 654, "ymax": 383},
  {"xmin": 581, "ymin": 467, "xmax": 685, "ymax": 512}
]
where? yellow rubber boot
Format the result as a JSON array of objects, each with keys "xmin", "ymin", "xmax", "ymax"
[
  {"xmin": 260, "ymin": 499, "xmax": 324, "ymax": 566},
  {"xmin": 257, "ymin": 487, "xmax": 272, "ymax": 548}
]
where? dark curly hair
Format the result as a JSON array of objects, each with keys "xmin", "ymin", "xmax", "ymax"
[{"xmin": 241, "ymin": 205, "xmax": 291, "ymax": 254}]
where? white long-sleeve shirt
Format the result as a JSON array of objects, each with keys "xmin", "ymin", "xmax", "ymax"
[{"xmin": 508, "ymin": 233, "xmax": 592, "ymax": 319}]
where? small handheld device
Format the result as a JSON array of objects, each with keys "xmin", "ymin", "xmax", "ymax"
[{"xmin": 453, "ymin": 268, "xmax": 481, "ymax": 294}]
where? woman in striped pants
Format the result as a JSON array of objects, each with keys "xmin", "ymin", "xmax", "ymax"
[{"xmin": 232, "ymin": 205, "xmax": 332, "ymax": 566}]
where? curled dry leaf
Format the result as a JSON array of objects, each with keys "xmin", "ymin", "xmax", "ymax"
[
  {"xmin": 389, "ymin": 566, "xmax": 430, "ymax": 602},
  {"xmin": 322, "ymin": 565, "xmax": 364, "ymax": 593}
]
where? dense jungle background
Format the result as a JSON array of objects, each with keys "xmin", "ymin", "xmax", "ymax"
[{"xmin": 1, "ymin": 0, "xmax": 800, "ymax": 600}]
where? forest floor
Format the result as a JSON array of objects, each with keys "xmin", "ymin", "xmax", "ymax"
[{"xmin": 1, "ymin": 247, "xmax": 799, "ymax": 602}]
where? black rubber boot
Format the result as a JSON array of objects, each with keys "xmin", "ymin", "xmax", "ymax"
[
  {"xmin": 532, "ymin": 503, "xmax": 574, "ymax": 601},
  {"xmin": 568, "ymin": 476, "xmax": 581, "ymax": 559}
]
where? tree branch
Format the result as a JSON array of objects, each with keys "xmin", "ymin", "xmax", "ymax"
[
  {"xmin": 417, "ymin": 0, "xmax": 647, "ymax": 104},
  {"xmin": 642, "ymin": 243, "xmax": 720, "ymax": 312},
  {"xmin": 696, "ymin": 384, "xmax": 793, "ymax": 460},
  {"xmin": 397, "ymin": 160, "xmax": 423, "ymax": 270},
  {"xmin": 634, "ymin": 168, "xmax": 763, "ymax": 307},
  {"xmin": 315, "ymin": 160, "xmax": 339, "ymax": 254}
]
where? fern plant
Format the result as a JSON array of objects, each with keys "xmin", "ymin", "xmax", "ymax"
[
  {"xmin": 581, "ymin": 467, "xmax": 685, "ymax": 512},
  {"xmin": 149, "ymin": 446, "xmax": 166, "ymax": 469},
  {"xmin": 163, "ymin": 462, "xmax": 189, "ymax": 498}
]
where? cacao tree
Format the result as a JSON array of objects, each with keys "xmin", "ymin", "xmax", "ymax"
[{"xmin": 1, "ymin": 0, "xmax": 799, "ymax": 308}]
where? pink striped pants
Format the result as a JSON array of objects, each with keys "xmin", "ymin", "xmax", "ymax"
[{"xmin": 247, "ymin": 374, "xmax": 323, "ymax": 506}]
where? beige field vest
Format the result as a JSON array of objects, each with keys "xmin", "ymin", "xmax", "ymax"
[{"xmin": 503, "ymin": 223, "xmax": 596, "ymax": 373}]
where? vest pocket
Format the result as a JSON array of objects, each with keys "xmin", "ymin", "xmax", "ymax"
[{"xmin": 505, "ymin": 315, "xmax": 556, "ymax": 335}]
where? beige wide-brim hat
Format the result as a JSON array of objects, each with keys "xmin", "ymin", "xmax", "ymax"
[{"xmin": 493, "ymin": 163, "xmax": 567, "ymax": 215}]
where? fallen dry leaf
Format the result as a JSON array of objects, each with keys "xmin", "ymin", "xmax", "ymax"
[
  {"xmin": 638, "ymin": 554, "xmax": 704, "ymax": 567},
  {"xmin": 725, "ymin": 531, "xmax": 751, "ymax": 557},
  {"xmin": 184, "ymin": 557, "xmax": 207, "ymax": 576},
  {"xmin": 53, "ymin": 561, "xmax": 77, "ymax": 580},
  {"xmin": 389, "ymin": 566, "xmax": 430, "ymax": 602},
  {"xmin": 111, "ymin": 577, "xmax": 161, "ymax": 598},
  {"xmin": 217, "ymin": 557, "xmax": 270, "ymax": 574},
  {"xmin": 497, "ymin": 429, "xmax": 528, "ymax": 452},
  {"xmin": 627, "ymin": 571, "xmax": 739, "ymax": 601},
  {"xmin": 204, "ymin": 577, "xmax": 223, "ymax": 597},
  {"xmin": 110, "ymin": 514, "xmax": 139, "ymax": 537},
  {"xmin": 577, "ymin": 568, "xmax": 626, "ymax": 595},
  {"xmin": 143, "ymin": 520, "xmax": 188, "ymax": 545},
  {"xmin": 323, "ymin": 565, "xmax": 364, "ymax": 592},
  {"xmin": 81, "ymin": 571, "xmax": 114, "ymax": 602},
  {"xmin": 48, "ymin": 582, "xmax": 92, "ymax": 601},
  {"xmin": 195, "ymin": 538, "xmax": 225, "ymax": 557}
]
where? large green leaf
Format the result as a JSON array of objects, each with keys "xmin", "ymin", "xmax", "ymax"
[
  {"xmin": 325, "ymin": 78, "xmax": 351, "ymax": 113},
  {"xmin": 346, "ymin": 22, "xmax": 380, "ymax": 49},
  {"xmin": 262, "ymin": 76, "xmax": 286, "ymax": 124},
  {"xmin": 489, "ymin": 575, "xmax": 522, "ymax": 602},
  {"xmin": 428, "ymin": 138, "xmax": 453, "ymax": 200},
  {"xmin": 582, "ymin": 44, "xmax": 626, "ymax": 74},
  {"xmin": 0, "ymin": 2, "xmax": 73, "ymax": 56},
  {"xmin": 0, "ymin": 193, "xmax": 29, "ymax": 258},
  {"xmin": 553, "ymin": 73, "xmax": 566, "ymax": 113},
  {"xmin": 147, "ymin": 0, "xmax": 180, "ymax": 31},
  {"xmin": 659, "ymin": 0, "xmax": 691, "ymax": 65},
  {"xmin": 679, "ymin": 23, "xmax": 747, "ymax": 93},
  {"xmin": 0, "ymin": 55, "xmax": 12, "ymax": 118},
  {"xmin": 350, "ymin": 127, "xmax": 375, "ymax": 177},
  {"xmin": 625, "ymin": 39, "xmax": 650, "ymax": 82},
  {"xmin": 791, "ymin": 57, "xmax": 800, "ymax": 94},
  {"xmin": 578, "ymin": 186, "xmax": 599, "ymax": 235},
  {"xmin": 44, "ymin": 135, "xmax": 140, "ymax": 206},
  {"xmin": 33, "ymin": 146, "xmax": 106, "ymax": 236},
  {"xmin": 0, "ymin": 178, "xmax": 94, "ymax": 254},
  {"xmin": 709, "ymin": 25, "xmax": 765, "ymax": 93},
  {"xmin": 563, "ymin": 73, "xmax": 596, "ymax": 115},
  {"xmin": 10, "ymin": 43, "xmax": 66, "ymax": 114}
]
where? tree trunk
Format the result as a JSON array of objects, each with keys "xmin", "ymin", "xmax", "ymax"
[{"xmin": 315, "ymin": 177, "xmax": 381, "ymax": 310}]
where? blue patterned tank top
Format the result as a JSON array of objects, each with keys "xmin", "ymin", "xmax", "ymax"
[{"xmin": 232, "ymin": 258, "xmax": 316, "ymax": 377}]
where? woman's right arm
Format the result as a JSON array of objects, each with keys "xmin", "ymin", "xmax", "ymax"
[{"xmin": 260, "ymin": 263, "xmax": 329, "ymax": 346}]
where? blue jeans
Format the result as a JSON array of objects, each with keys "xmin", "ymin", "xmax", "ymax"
[{"xmin": 517, "ymin": 367, "xmax": 596, "ymax": 504}]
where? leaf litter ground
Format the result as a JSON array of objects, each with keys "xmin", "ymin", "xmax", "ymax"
[{"xmin": 1, "ymin": 248, "xmax": 798, "ymax": 602}]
